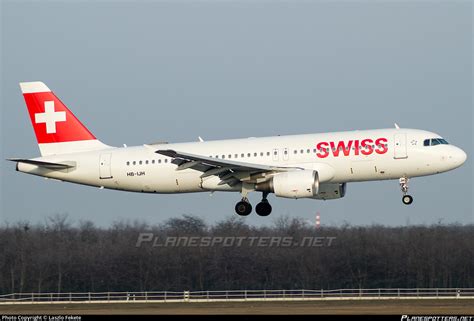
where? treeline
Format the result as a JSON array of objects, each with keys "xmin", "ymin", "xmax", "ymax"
[{"xmin": 1, "ymin": 214, "xmax": 473, "ymax": 294}]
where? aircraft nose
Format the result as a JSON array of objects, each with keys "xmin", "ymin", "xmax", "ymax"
[{"xmin": 451, "ymin": 147, "xmax": 467, "ymax": 168}]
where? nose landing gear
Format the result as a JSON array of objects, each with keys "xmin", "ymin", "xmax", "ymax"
[
  {"xmin": 399, "ymin": 177, "xmax": 413, "ymax": 205},
  {"xmin": 402, "ymin": 194, "xmax": 413, "ymax": 205}
]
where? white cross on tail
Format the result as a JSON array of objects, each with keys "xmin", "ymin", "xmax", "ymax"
[{"xmin": 34, "ymin": 101, "xmax": 66, "ymax": 134}]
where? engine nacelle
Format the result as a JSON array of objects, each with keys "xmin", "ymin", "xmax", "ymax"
[
  {"xmin": 256, "ymin": 170, "xmax": 319, "ymax": 199},
  {"xmin": 312, "ymin": 183, "xmax": 347, "ymax": 200}
]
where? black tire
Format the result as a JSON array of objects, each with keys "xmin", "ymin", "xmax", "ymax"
[
  {"xmin": 402, "ymin": 195, "xmax": 413, "ymax": 205},
  {"xmin": 235, "ymin": 201, "xmax": 252, "ymax": 216},
  {"xmin": 255, "ymin": 201, "xmax": 272, "ymax": 216}
]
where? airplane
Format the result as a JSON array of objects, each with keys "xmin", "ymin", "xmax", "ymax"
[{"xmin": 8, "ymin": 81, "xmax": 467, "ymax": 216}]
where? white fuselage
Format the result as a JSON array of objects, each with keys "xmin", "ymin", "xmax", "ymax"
[{"xmin": 16, "ymin": 128, "xmax": 466, "ymax": 197}]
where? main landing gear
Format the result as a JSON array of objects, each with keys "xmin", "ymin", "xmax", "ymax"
[
  {"xmin": 255, "ymin": 192, "xmax": 272, "ymax": 217},
  {"xmin": 235, "ymin": 192, "xmax": 273, "ymax": 216},
  {"xmin": 399, "ymin": 177, "xmax": 413, "ymax": 205},
  {"xmin": 235, "ymin": 198, "xmax": 252, "ymax": 216}
]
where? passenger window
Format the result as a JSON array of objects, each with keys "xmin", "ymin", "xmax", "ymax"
[
  {"xmin": 247, "ymin": 153, "xmax": 251, "ymax": 157},
  {"xmin": 145, "ymin": 160, "xmax": 149, "ymax": 165},
  {"xmin": 235, "ymin": 154, "xmax": 238, "ymax": 158},
  {"xmin": 165, "ymin": 159, "xmax": 168, "ymax": 163},
  {"xmin": 228, "ymin": 154, "xmax": 231, "ymax": 159},
  {"xmin": 267, "ymin": 152, "xmax": 270, "ymax": 156},
  {"xmin": 241, "ymin": 153, "xmax": 245, "ymax": 158},
  {"xmin": 139, "ymin": 161, "xmax": 142, "ymax": 165},
  {"xmin": 158, "ymin": 159, "xmax": 161, "ymax": 163},
  {"xmin": 133, "ymin": 161, "xmax": 136, "ymax": 165},
  {"xmin": 152, "ymin": 160, "xmax": 155, "ymax": 164},
  {"xmin": 260, "ymin": 152, "xmax": 264, "ymax": 156},
  {"xmin": 126, "ymin": 161, "xmax": 130, "ymax": 166}
]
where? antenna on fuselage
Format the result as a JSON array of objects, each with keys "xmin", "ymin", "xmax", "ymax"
[{"xmin": 394, "ymin": 123, "xmax": 400, "ymax": 129}]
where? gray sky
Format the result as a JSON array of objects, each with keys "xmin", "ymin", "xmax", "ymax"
[{"xmin": 1, "ymin": 1, "xmax": 472, "ymax": 227}]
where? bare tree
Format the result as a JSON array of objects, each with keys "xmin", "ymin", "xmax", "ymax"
[{"xmin": 0, "ymin": 214, "xmax": 472, "ymax": 293}]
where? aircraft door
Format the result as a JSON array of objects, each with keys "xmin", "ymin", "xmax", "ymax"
[
  {"xmin": 394, "ymin": 134, "xmax": 408, "ymax": 159},
  {"xmin": 99, "ymin": 153, "xmax": 113, "ymax": 179}
]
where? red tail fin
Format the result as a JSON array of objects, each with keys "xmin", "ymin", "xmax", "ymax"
[{"xmin": 20, "ymin": 82, "xmax": 109, "ymax": 156}]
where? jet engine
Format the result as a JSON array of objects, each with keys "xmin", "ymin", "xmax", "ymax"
[{"xmin": 256, "ymin": 170, "xmax": 319, "ymax": 199}]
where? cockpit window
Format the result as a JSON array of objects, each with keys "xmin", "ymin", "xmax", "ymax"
[{"xmin": 424, "ymin": 138, "xmax": 449, "ymax": 146}]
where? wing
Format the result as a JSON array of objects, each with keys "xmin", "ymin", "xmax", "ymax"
[{"xmin": 150, "ymin": 147, "xmax": 303, "ymax": 186}]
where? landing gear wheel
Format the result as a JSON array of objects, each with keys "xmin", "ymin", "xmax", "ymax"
[
  {"xmin": 399, "ymin": 177, "xmax": 413, "ymax": 205},
  {"xmin": 402, "ymin": 195, "xmax": 413, "ymax": 205},
  {"xmin": 235, "ymin": 200, "xmax": 252, "ymax": 216},
  {"xmin": 256, "ymin": 200, "xmax": 272, "ymax": 216}
]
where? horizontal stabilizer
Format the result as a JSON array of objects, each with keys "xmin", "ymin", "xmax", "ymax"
[{"xmin": 7, "ymin": 158, "xmax": 75, "ymax": 170}]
